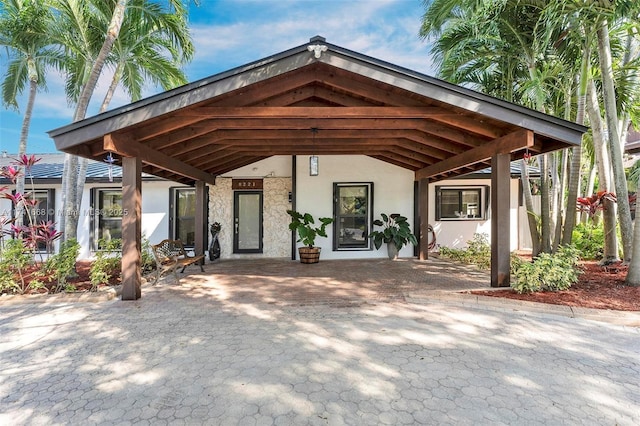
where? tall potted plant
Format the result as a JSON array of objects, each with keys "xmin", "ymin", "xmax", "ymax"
[
  {"xmin": 287, "ymin": 210, "xmax": 334, "ymax": 263},
  {"xmin": 369, "ymin": 213, "xmax": 418, "ymax": 260}
]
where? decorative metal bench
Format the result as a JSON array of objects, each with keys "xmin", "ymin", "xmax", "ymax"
[{"xmin": 151, "ymin": 239, "xmax": 205, "ymax": 283}]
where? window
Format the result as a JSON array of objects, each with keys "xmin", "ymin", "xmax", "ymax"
[
  {"xmin": 170, "ymin": 187, "xmax": 196, "ymax": 247},
  {"xmin": 13, "ymin": 189, "xmax": 55, "ymax": 251},
  {"xmin": 91, "ymin": 188, "xmax": 123, "ymax": 250},
  {"xmin": 333, "ymin": 183, "xmax": 373, "ymax": 250},
  {"xmin": 436, "ymin": 186, "xmax": 488, "ymax": 220}
]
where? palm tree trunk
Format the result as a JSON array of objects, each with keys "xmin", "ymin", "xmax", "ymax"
[
  {"xmin": 61, "ymin": 153, "xmax": 79, "ymax": 241},
  {"xmin": 597, "ymin": 20, "xmax": 633, "ymax": 262},
  {"xmin": 61, "ymin": 0, "xmax": 128, "ymax": 242},
  {"xmin": 581, "ymin": 164, "xmax": 597, "ymax": 224},
  {"xmin": 540, "ymin": 153, "xmax": 551, "ymax": 253},
  {"xmin": 522, "ymin": 159, "xmax": 541, "ymax": 256},
  {"xmin": 14, "ymin": 75, "xmax": 38, "ymax": 229},
  {"xmin": 562, "ymin": 50, "xmax": 589, "ymax": 244},
  {"xmin": 553, "ymin": 151, "xmax": 567, "ymax": 252},
  {"xmin": 587, "ymin": 79, "xmax": 618, "ymax": 262},
  {"xmin": 101, "ymin": 62, "xmax": 124, "ymax": 110},
  {"xmin": 626, "ymin": 174, "xmax": 640, "ymax": 285}
]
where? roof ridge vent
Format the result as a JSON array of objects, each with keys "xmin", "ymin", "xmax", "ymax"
[{"xmin": 307, "ymin": 36, "xmax": 328, "ymax": 59}]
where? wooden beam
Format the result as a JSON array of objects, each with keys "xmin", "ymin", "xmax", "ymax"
[
  {"xmin": 195, "ymin": 181, "xmax": 207, "ymax": 261},
  {"xmin": 429, "ymin": 114, "xmax": 506, "ymax": 139},
  {"xmin": 418, "ymin": 178, "xmax": 429, "ymax": 260},
  {"xmin": 104, "ymin": 133, "xmax": 215, "ymax": 185},
  {"xmin": 121, "ymin": 156, "xmax": 142, "ymax": 300},
  {"xmin": 259, "ymin": 85, "xmax": 373, "ymax": 107},
  {"xmin": 369, "ymin": 154, "xmax": 420, "ymax": 170},
  {"xmin": 178, "ymin": 106, "xmax": 451, "ymax": 118},
  {"xmin": 416, "ymin": 130, "xmax": 533, "ymax": 180},
  {"xmin": 491, "ymin": 153, "xmax": 511, "ymax": 287}
]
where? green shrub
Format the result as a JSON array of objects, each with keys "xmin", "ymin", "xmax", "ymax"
[
  {"xmin": 511, "ymin": 245, "xmax": 582, "ymax": 294},
  {"xmin": 572, "ymin": 223, "xmax": 604, "ymax": 260},
  {"xmin": 0, "ymin": 238, "xmax": 34, "ymax": 294},
  {"xmin": 44, "ymin": 239, "xmax": 80, "ymax": 293},
  {"xmin": 141, "ymin": 236, "xmax": 155, "ymax": 273},
  {"xmin": 90, "ymin": 238, "xmax": 122, "ymax": 290},
  {"xmin": 438, "ymin": 233, "xmax": 491, "ymax": 270}
]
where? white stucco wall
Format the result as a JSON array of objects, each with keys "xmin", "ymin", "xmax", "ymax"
[
  {"xmin": 76, "ymin": 181, "xmax": 184, "ymax": 258},
  {"xmin": 0, "ymin": 179, "xmax": 186, "ymax": 259},
  {"xmin": 295, "ymin": 155, "xmax": 416, "ymax": 260},
  {"xmin": 0, "ymin": 154, "xmax": 525, "ymax": 261},
  {"xmin": 429, "ymin": 178, "xmax": 521, "ymax": 252}
]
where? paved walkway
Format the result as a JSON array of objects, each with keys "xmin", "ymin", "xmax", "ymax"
[{"xmin": 1, "ymin": 258, "xmax": 639, "ymax": 425}]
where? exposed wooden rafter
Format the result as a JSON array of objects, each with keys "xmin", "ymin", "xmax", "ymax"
[
  {"xmin": 104, "ymin": 133, "xmax": 216, "ymax": 185},
  {"xmin": 415, "ymin": 130, "xmax": 534, "ymax": 180}
]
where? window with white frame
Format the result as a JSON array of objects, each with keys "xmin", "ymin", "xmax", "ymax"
[
  {"xmin": 170, "ymin": 187, "xmax": 196, "ymax": 247},
  {"xmin": 333, "ymin": 182, "xmax": 373, "ymax": 250},
  {"xmin": 91, "ymin": 188, "xmax": 123, "ymax": 250},
  {"xmin": 436, "ymin": 186, "xmax": 488, "ymax": 220}
]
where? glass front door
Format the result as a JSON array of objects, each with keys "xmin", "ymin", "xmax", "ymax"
[{"xmin": 234, "ymin": 191, "xmax": 263, "ymax": 253}]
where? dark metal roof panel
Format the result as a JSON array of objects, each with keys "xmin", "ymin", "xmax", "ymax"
[{"xmin": 1, "ymin": 162, "xmax": 159, "ymax": 181}]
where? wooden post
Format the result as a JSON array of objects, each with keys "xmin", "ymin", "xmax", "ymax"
[
  {"xmin": 491, "ymin": 153, "xmax": 511, "ymax": 287},
  {"xmin": 418, "ymin": 177, "xmax": 429, "ymax": 260},
  {"xmin": 121, "ymin": 156, "xmax": 142, "ymax": 300},
  {"xmin": 195, "ymin": 181, "xmax": 206, "ymax": 262}
]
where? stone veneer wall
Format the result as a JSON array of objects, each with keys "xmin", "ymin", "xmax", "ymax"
[{"xmin": 209, "ymin": 177, "xmax": 291, "ymax": 259}]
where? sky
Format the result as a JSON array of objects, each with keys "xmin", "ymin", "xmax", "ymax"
[{"xmin": 0, "ymin": 0, "xmax": 435, "ymax": 154}]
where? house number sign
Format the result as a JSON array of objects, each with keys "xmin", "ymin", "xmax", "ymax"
[{"xmin": 232, "ymin": 179, "xmax": 263, "ymax": 190}]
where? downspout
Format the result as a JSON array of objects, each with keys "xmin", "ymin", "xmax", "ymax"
[{"xmin": 291, "ymin": 155, "xmax": 297, "ymax": 260}]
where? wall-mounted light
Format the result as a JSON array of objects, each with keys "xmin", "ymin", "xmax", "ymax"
[
  {"xmin": 310, "ymin": 127, "xmax": 319, "ymax": 176},
  {"xmin": 309, "ymin": 155, "xmax": 319, "ymax": 176}
]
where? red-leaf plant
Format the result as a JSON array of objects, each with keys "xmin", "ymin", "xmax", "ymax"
[
  {"xmin": 0, "ymin": 156, "xmax": 63, "ymax": 293},
  {"xmin": 576, "ymin": 191, "xmax": 617, "ymax": 219}
]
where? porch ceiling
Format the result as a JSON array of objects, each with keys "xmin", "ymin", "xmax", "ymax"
[{"xmin": 49, "ymin": 37, "xmax": 587, "ymax": 185}]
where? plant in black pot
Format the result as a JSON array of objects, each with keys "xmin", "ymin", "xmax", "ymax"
[
  {"xmin": 208, "ymin": 222, "xmax": 221, "ymax": 261},
  {"xmin": 287, "ymin": 210, "xmax": 334, "ymax": 264},
  {"xmin": 369, "ymin": 213, "xmax": 418, "ymax": 260}
]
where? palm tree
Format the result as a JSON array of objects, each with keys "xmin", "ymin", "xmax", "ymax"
[
  {"xmin": 0, "ymin": 0, "xmax": 61, "ymax": 227},
  {"xmin": 420, "ymin": 0, "xmax": 640, "ymax": 264},
  {"xmin": 51, "ymin": 0, "xmax": 194, "ymax": 243},
  {"xmin": 420, "ymin": 0, "xmax": 568, "ymax": 255}
]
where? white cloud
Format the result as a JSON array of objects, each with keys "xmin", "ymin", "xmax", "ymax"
[
  {"xmin": 187, "ymin": 0, "xmax": 435, "ymax": 78},
  {"xmin": 1, "ymin": 0, "xmax": 436, "ymax": 153}
]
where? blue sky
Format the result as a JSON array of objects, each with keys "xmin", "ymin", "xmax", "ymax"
[{"xmin": 0, "ymin": 0, "xmax": 434, "ymax": 154}]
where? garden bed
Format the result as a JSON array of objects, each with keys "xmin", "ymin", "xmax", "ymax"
[
  {"xmin": 472, "ymin": 260, "xmax": 640, "ymax": 311},
  {"xmin": 1, "ymin": 260, "xmax": 120, "ymax": 295}
]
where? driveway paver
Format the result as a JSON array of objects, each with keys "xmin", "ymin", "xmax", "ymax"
[{"xmin": 1, "ymin": 258, "xmax": 639, "ymax": 425}]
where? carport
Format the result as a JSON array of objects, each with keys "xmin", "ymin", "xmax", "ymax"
[{"xmin": 48, "ymin": 36, "xmax": 587, "ymax": 300}]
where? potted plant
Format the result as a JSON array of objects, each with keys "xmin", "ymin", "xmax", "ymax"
[
  {"xmin": 287, "ymin": 210, "xmax": 334, "ymax": 263},
  {"xmin": 369, "ymin": 213, "xmax": 418, "ymax": 260}
]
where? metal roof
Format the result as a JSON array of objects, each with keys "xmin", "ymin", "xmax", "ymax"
[{"xmin": 0, "ymin": 160, "xmax": 158, "ymax": 182}]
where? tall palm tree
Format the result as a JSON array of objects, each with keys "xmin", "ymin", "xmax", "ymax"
[
  {"xmin": 421, "ymin": 0, "xmax": 568, "ymax": 255},
  {"xmin": 420, "ymin": 0, "xmax": 639, "ymax": 263},
  {"xmin": 0, "ymin": 0, "xmax": 61, "ymax": 227},
  {"xmin": 51, "ymin": 0, "xmax": 193, "ymax": 243}
]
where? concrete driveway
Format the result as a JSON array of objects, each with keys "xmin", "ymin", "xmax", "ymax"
[{"xmin": 1, "ymin": 258, "xmax": 639, "ymax": 425}]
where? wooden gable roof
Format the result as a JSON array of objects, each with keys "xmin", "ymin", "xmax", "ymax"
[{"xmin": 49, "ymin": 36, "xmax": 586, "ymax": 185}]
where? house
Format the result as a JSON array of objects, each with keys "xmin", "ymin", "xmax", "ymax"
[
  {"xmin": 46, "ymin": 36, "xmax": 586, "ymax": 299},
  {"xmin": 1, "ymin": 154, "xmax": 538, "ymax": 259},
  {"xmin": 0, "ymin": 154, "xmax": 191, "ymax": 258}
]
